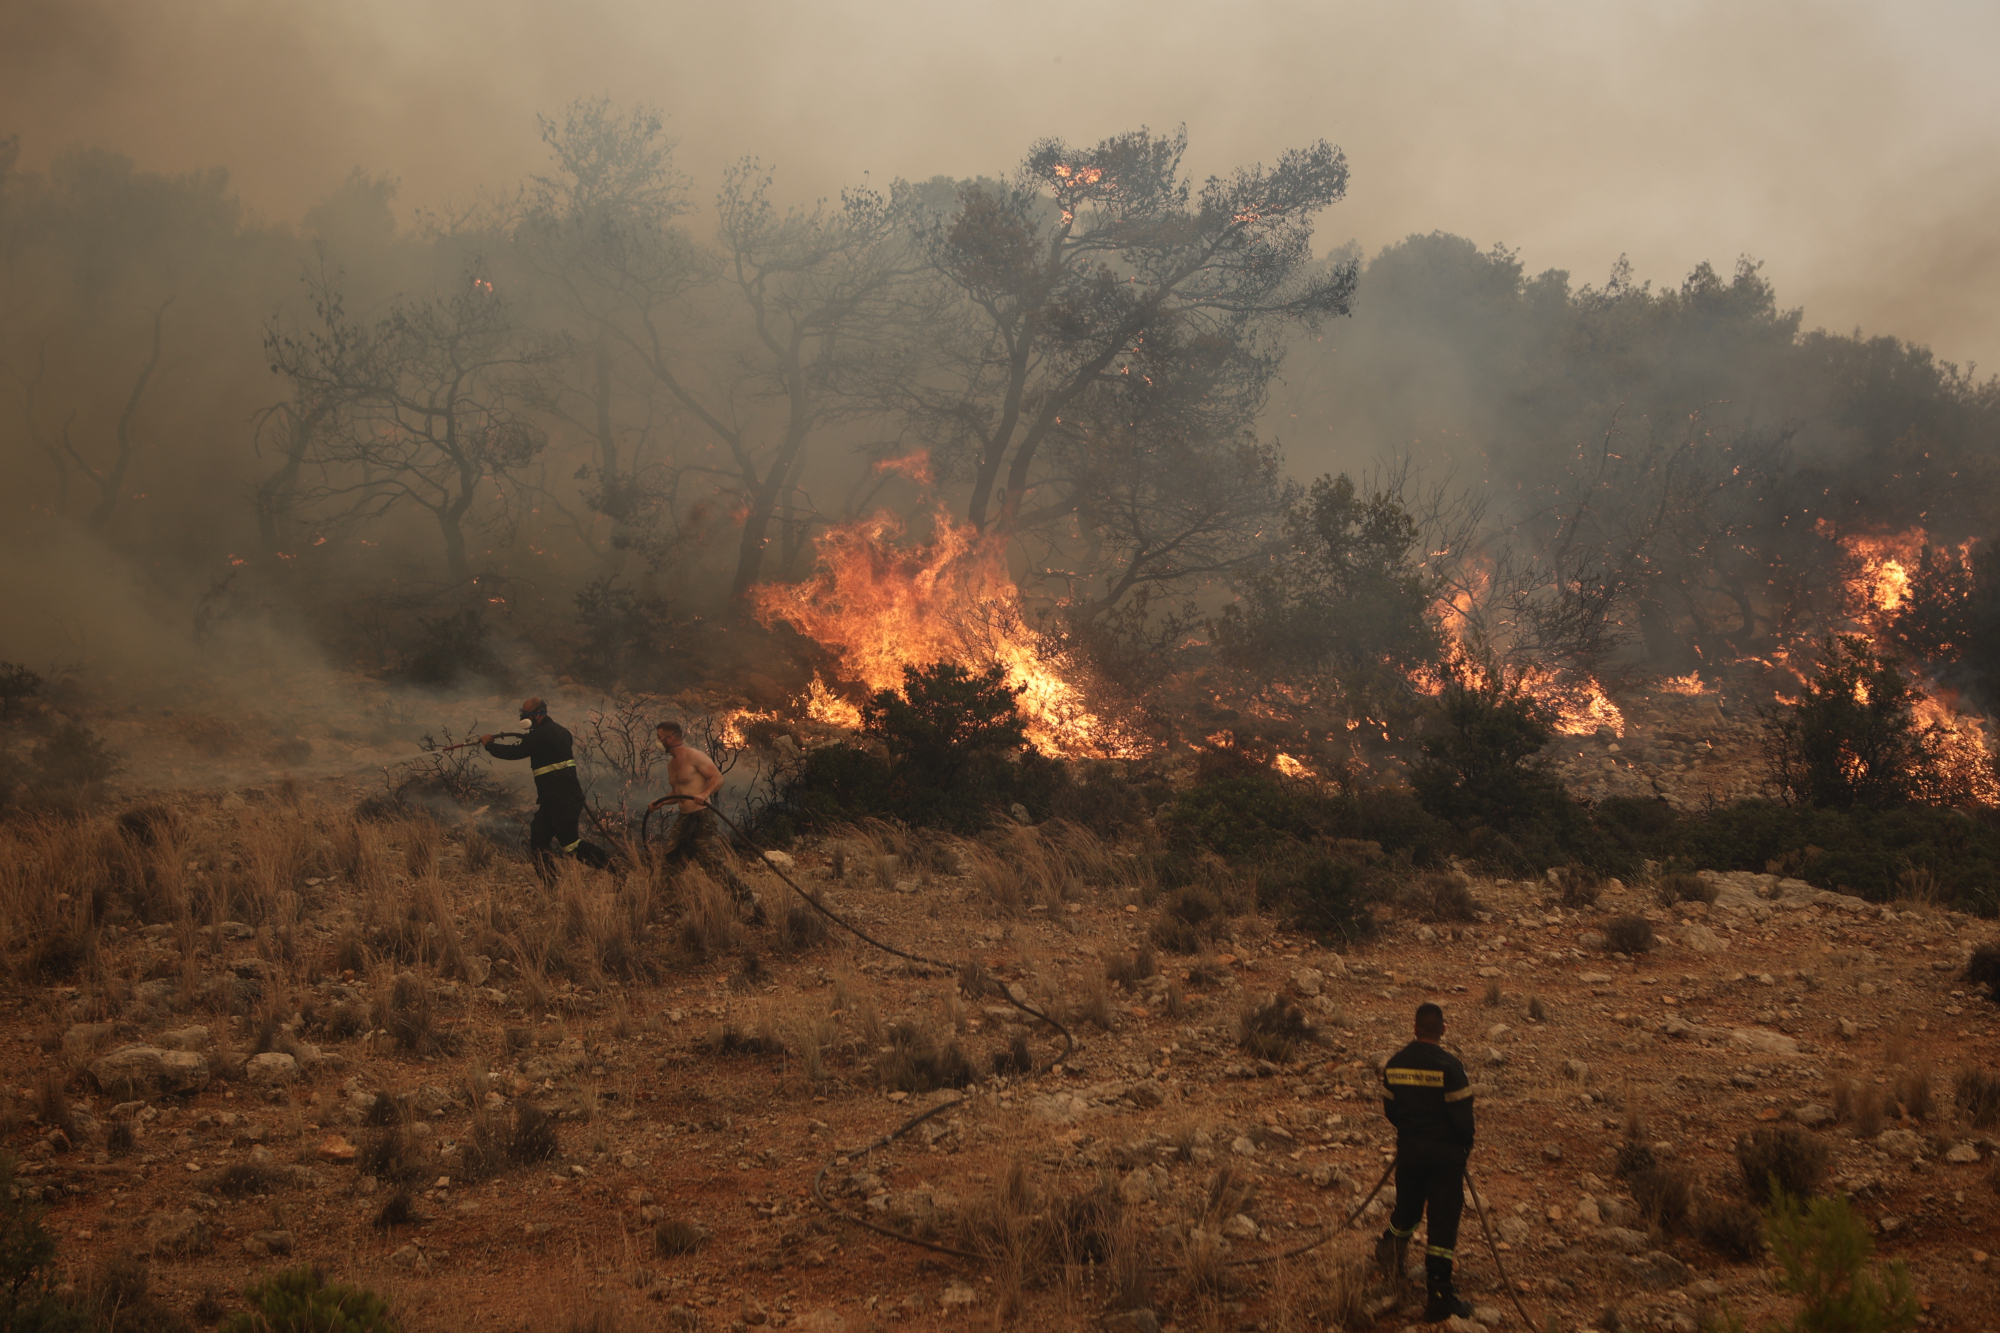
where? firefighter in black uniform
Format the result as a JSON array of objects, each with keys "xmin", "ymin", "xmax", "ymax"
[
  {"xmin": 481, "ymin": 697, "xmax": 610, "ymax": 881},
  {"xmin": 1376, "ymin": 1001, "xmax": 1476, "ymax": 1321}
]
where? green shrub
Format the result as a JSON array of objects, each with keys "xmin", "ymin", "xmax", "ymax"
[
  {"xmin": 1761, "ymin": 1190, "xmax": 1916, "ymax": 1333},
  {"xmin": 1262, "ymin": 852, "xmax": 1377, "ymax": 946},
  {"xmin": 780, "ymin": 662, "xmax": 1054, "ymax": 832},
  {"xmin": 1737, "ymin": 1126, "xmax": 1829, "ymax": 1201},
  {"xmin": 219, "ymin": 1267, "xmax": 397, "ymax": 1333}
]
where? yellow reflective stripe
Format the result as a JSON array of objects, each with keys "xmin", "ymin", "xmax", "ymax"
[
  {"xmin": 1444, "ymin": 1086, "xmax": 1475, "ymax": 1103},
  {"xmin": 1384, "ymin": 1067, "xmax": 1445, "ymax": 1088},
  {"xmin": 1427, "ymin": 1245, "xmax": 1455, "ymax": 1258},
  {"xmin": 563, "ymin": 839, "xmax": 582, "ymax": 852},
  {"xmin": 531, "ymin": 760, "xmax": 576, "ymax": 776}
]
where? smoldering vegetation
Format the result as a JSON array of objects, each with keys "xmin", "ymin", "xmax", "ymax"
[{"xmin": 6, "ymin": 104, "xmax": 2000, "ymax": 914}]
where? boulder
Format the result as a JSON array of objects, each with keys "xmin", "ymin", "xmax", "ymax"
[
  {"xmin": 244, "ymin": 1052, "xmax": 298, "ymax": 1086},
  {"xmin": 1289, "ymin": 968, "xmax": 1325, "ymax": 998},
  {"xmin": 89, "ymin": 1046, "xmax": 210, "ymax": 1099},
  {"xmin": 1876, "ymin": 1128, "xmax": 1926, "ymax": 1159}
]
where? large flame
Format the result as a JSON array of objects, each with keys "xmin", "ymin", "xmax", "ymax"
[{"xmin": 750, "ymin": 508, "xmax": 1141, "ymax": 757}]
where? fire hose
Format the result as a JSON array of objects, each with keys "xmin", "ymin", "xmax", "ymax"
[{"xmin": 629, "ymin": 798, "xmax": 1542, "ymax": 1318}]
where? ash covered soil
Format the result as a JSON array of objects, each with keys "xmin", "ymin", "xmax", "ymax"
[{"xmin": 5, "ymin": 694, "xmax": 2000, "ymax": 1333}]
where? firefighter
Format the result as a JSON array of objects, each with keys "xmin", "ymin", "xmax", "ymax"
[
  {"xmin": 481, "ymin": 697, "xmax": 610, "ymax": 881},
  {"xmin": 647, "ymin": 720, "xmax": 761, "ymax": 921},
  {"xmin": 1375, "ymin": 1001, "xmax": 1476, "ymax": 1321}
]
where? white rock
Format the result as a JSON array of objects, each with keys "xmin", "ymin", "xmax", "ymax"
[
  {"xmin": 1289, "ymin": 968, "xmax": 1325, "ymax": 998},
  {"xmin": 89, "ymin": 1046, "xmax": 211, "ymax": 1099},
  {"xmin": 245, "ymin": 1052, "xmax": 299, "ymax": 1085},
  {"xmin": 1221, "ymin": 1212, "xmax": 1261, "ymax": 1239},
  {"xmin": 1944, "ymin": 1142, "xmax": 1981, "ymax": 1165}
]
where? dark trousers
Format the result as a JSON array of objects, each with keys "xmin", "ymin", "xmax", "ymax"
[
  {"xmin": 530, "ymin": 798, "xmax": 610, "ymax": 878},
  {"xmin": 1387, "ymin": 1138, "xmax": 1468, "ymax": 1261}
]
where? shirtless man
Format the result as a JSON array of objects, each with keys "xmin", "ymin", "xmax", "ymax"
[
  {"xmin": 650, "ymin": 720, "xmax": 724, "ymax": 816},
  {"xmin": 648, "ymin": 721, "xmax": 759, "ymax": 918}
]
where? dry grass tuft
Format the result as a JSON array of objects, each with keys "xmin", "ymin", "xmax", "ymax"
[
  {"xmin": 1957, "ymin": 1067, "xmax": 2000, "ymax": 1129},
  {"xmin": 875, "ymin": 1022, "xmax": 974, "ymax": 1092},
  {"xmin": 1237, "ymin": 993, "xmax": 1312, "ymax": 1063},
  {"xmin": 654, "ymin": 1219, "xmax": 709, "ymax": 1256}
]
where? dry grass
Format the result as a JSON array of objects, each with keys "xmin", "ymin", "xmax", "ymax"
[
  {"xmin": 1890, "ymin": 1066, "xmax": 1933, "ymax": 1121},
  {"xmin": 1958, "ymin": 1067, "xmax": 2000, "ymax": 1129},
  {"xmin": 1237, "ymin": 994, "xmax": 1312, "ymax": 1063},
  {"xmin": 1832, "ymin": 1075, "xmax": 1887, "ymax": 1138}
]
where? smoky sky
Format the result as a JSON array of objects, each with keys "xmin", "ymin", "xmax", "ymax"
[{"xmin": 3, "ymin": 0, "xmax": 1997, "ymax": 370}]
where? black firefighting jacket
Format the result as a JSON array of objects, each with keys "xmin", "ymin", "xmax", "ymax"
[
  {"xmin": 1381, "ymin": 1039, "xmax": 1475, "ymax": 1148},
  {"xmin": 483, "ymin": 717, "xmax": 585, "ymax": 806}
]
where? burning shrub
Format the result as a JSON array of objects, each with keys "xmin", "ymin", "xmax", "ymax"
[
  {"xmin": 781, "ymin": 662, "xmax": 1052, "ymax": 832},
  {"xmin": 1763, "ymin": 635, "xmax": 1960, "ymax": 810}
]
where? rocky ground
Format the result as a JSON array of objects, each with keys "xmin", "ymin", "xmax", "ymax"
[
  {"xmin": 6, "ymin": 662, "xmax": 2000, "ymax": 1333},
  {"xmin": 5, "ymin": 763, "xmax": 1998, "ymax": 1333}
]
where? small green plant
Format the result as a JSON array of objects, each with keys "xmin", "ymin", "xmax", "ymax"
[
  {"xmin": 1760, "ymin": 1189, "xmax": 1917, "ymax": 1333},
  {"xmin": 219, "ymin": 1266, "xmax": 398, "ymax": 1333}
]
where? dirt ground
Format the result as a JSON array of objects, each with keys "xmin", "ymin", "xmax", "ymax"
[{"xmin": 5, "ymin": 705, "xmax": 2000, "ymax": 1333}]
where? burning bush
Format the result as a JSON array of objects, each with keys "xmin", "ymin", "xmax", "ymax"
[
  {"xmin": 782, "ymin": 661, "xmax": 1055, "ymax": 831},
  {"xmin": 1763, "ymin": 635, "xmax": 1962, "ymax": 810}
]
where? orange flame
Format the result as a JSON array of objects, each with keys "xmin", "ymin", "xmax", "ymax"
[
  {"xmin": 871, "ymin": 450, "xmax": 936, "ymax": 489},
  {"xmin": 1657, "ymin": 673, "xmax": 1707, "ymax": 696},
  {"xmin": 801, "ymin": 674, "xmax": 863, "ymax": 729},
  {"xmin": 750, "ymin": 508, "xmax": 1141, "ymax": 757}
]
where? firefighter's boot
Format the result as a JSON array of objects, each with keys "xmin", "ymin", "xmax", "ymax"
[
  {"xmin": 1374, "ymin": 1228, "xmax": 1410, "ymax": 1281},
  {"xmin": 1423, "ymin": 1254, "xmax": 1473, "ymax": 1322}
]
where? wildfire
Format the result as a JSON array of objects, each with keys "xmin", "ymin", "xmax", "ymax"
[
  {"xmin": 1272, "ymin": 753, "xmax": 1312, "ymax": 780},
  {"xmin": 1828, "ymin": 525, "xmax": 1997, "ymax": 806},
  {"xmin": 801, "ymin": 674, "xmax": 863, "ymax": 729},
  {"xmin": 750, "ymin": 507, "xmax": 1142, "ymax": 757},
  {"xmin": 1657, "ymin": 672, "xmax": 1707, "ymax": 696},
  {"xmin": 1415, "ymin": 561, "xmax": 1625, "ymax": 736}
]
